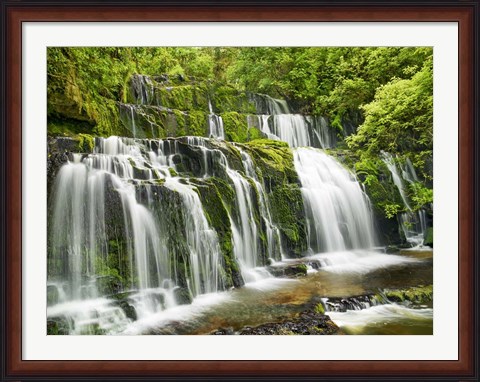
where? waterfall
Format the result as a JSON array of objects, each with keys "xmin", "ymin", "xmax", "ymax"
[
  {"xmin": 249, "ymin": 94, "xmax": 335, "ymax": 149},
  {"xmin": 381, "ymin": 152, "xmax": 428, "ymax": 247},
  {"xmin": 293, "ymin": 148, "xmax": 377, "ymax": 253},
  {"xmin": 48, "ymin": 136, "xmax": 229, "ymax": 333},
  {"xmin": 131, "ymin": 74, "xmax": 155, "ymax": 105},
  {"xmin": 237, "ymin": 147, "xmax": 284, "ymax": 261},
  {"xmin": 174, "ymin": 137, "xmax": 280, "ymax": 282},
  {"xmin": 208, "ymin": 100, "xmax": 225, "ymax": 139}
]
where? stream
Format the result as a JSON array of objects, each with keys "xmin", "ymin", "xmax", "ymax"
[{"xmin": 121, "ymin": 249, "xmax": 433, "ymax": 335}]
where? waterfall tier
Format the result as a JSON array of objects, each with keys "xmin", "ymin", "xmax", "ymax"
[
  {"xmin": 47, "ymin": 83, "xmax": 386, "ymax": 335},
  {"xmin": 117, "ymin": 75, "xmax": 336, "ymax": 149},
  {"xmin": 293, "ymin": 148, "xmax": 377, "ymax": 253},
  {"xmin": 381, "ymin": 152, "xmax": 429, "ymax": 247}
]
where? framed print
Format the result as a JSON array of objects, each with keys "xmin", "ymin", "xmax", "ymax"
[{"xmin": 1, "ymin": 1, "xmax": 478, "ymax": 380}]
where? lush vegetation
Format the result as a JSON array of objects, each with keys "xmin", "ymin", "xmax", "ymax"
[{"xmin": 47, "ymin": 46, "xmax": 433, "ymax": 233}]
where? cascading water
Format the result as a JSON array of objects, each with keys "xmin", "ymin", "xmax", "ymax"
[
  {"xmin": 293, "ymin": 148, "xmax": 377, "ymax": 253},
  {"xmin": 237, "ymin": 147, "xmax": 283, "ymax": 261},
  {"xmin": 249, "ymin": 94, "xmax": 335, "ymax": 149},
  {"xmin": 208, "ymin": 100, "xmax": 225, "ymax": 139},
  {"xmin": 381, "ymin": 152, "xmax": 428, "ymax": 247},
  {"xmin": 48, "ymin": 136, "xmax": 230, "ymax": 333},
  {"xmin": 172, "ymin": 137, "xmax": 281, "ymax": 282}
]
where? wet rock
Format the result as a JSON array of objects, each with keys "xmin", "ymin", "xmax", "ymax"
[
  {"xmin": 267, "ymin": 263, "xmax": 308, "ymax": 278},
  {"xmin": 118, "ymin": 300, "xmax": 137, "ymax": 321},
  {"xmin": 212, "ymin": 327, "xmax": 235, "ymax": 335},
  {"xmin": 382, "ymin": 285, "xmax": 433, "ymax": 304},
  {"xmin": 424, "ymin": 227, "xmax": 433, "ymax": 247},
  {"xmin": 232, "ymin": 268, "xmax": 245, "ymax": 288},
  {"xmin": 174, "ymin": 287, "xmax": 192, "ymax": 305},
  {"xmin": 385, "ymin": 245, "xmax": 400, "ymax": 254},
  {"xmin": 306, "ymin": 259, "xmax": 322, "ymax": 270},
  {"xmin": 236, "ymin": 311, "xmax": 340, "ymax": 335},
  {"xmin": 47, "ymin": 315, "xmax": 72, "ymax": 335},
  {"xmin": 325, "ymin": 295, "xmax": 379, "ymax": 312},
  {"xmin": 96, "ymin": 275, "xmax": 123, "ymax": 296}
]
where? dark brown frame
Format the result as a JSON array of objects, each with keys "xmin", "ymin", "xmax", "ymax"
[{"xmin": 1, "ymin": 2, "xmax": 478, "ymax": 381}]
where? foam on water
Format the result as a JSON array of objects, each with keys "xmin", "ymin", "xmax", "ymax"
[
  {"xmin": 308, "ymin": 250, "xmax": 419, "ymax": 274},
  {"xmin": 328, "ymin": 304, "xmax": 433, "ymax": 329}
]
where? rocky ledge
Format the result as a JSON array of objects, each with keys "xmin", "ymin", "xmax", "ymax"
[{"xmin": 212, "ymin": 307, "xmax": 340, "ymax": 335}]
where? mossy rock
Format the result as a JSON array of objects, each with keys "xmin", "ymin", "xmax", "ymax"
[
  {"xmin": 211, "ymin": 85, "xmax": 256, "ymax": 114},
  {"xmin": 118, "ymin": 300, "xmax": 138, "ymax": 321},
  {"xmin": 194, "ymin": 178, "xmax": 244, "ymax": 289},
  {"xmin": 96, "ymin": 274, "xmax": 123, "ymax": 296},
  {"xmin": 47, "ymin": 316, "xmax": 72, "ymax": 335},
  {"xmin": 221, "ymin": 112, "xmax": 249, "ymax": 143},
  {"xmin": 382, "ymin": 285, "xmax": 433, "ymax": 304},
  {"xmin": 424, "ymin": 227, "xmax": 433, "ymax": 247}
]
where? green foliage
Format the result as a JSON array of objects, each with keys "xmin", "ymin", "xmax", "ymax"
[
  {"xmin": 409, "ymin": 182, "xmax": 433, "ymax": 211},
  {"xmin": 424, "ymin": 227, "xmax": 433, "ymax": 247},
  {"xmin": 227, "ymin": 47, "xmax": 431, "ymax": 116},
  {"xmin": 47, "ymin": 47, "xmax": 238, "ymax": 138},
  {"xmin": 347, "ymin": 54, "xmax": 433, "ymax": 178},
  {"xmin": 384, "ymin": 204, "xmax": 402, "ymax": 219}
]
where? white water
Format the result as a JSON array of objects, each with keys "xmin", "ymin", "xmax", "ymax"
[
  {"xmin": 49, "ymin": 136, "xmax": 231, "ymax": 333},
  {"xmin": 307, "ymin": 250, "xmax": 418, "ymax": 275},
  {"xmin": 208, "ymin": 100, "xmax": 225, "ymax": 139},
  {"xmin": 237, "ymin": 147, "xmax": 284, "ymax": 260},
  {"xmin": 250, "ymin": 95, "xmax": 335, "ymax": 149},
  {"xmin": 381, "ymin": 152, "xmax": 428, "ymax": 247},
  {"xmin": 294, "ymin": 148, "xmax": 377, "ymax": 253},
  {"xmin": 328, "ymin": 304, "xmax": 433, "ymax": 334}
]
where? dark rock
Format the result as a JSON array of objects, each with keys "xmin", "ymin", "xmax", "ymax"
[
  {"xmin": 96, "ymin": 275, "xmax": 123, "ymax": 296},
  {"xmin": 47, "ymin": 315, "xmax": 72, "ymax": 335},
  {"xmin": 424, "ymin": 227, "xmax": 433, "ymax": 247},
  {"xmin": 267, "ymin": 263, "xmax": 308, "ymax": 278},
  {"xmin": 325, "ymin": 295, "xmax": 379, "ymax": 312},
  {"xmin": 385, "ymin": 245, "xmax": 400, "ymax": 254},
  {"xmin": 236, "ymin": 310, "xmax": 340, "ymax": 335},
  {"xmin": 306, "ymin": 260, "xmax": 322, "ymax": 270},
  {"xmin": 174, "ymin": 287, "xmax": 192, "ymax": 305},
  {"xmin": 212, "ymin": 327, "xmax": 235, "ymax": 335},
  {"xmin": 232, "ymin": 268, "xmax": 245, "ymax": 288},
  {"xmin": 119, "ymin": 300, "xmax": 137, "ymax": 321}
]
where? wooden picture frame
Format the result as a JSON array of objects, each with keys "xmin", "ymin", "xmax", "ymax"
[{"xmin": 1, "ymin": 2, "xmax": 478, "ymax": 380}]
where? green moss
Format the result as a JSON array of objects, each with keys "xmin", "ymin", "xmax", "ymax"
[
  {"xmin": 314, "ymin": 303, "xmax": 325, "ymax": 315},
  {"xmin": 221, "ymin": 112, "xmax": 249, "ymax": 143},
  {"xmin": 168, "ymin": 167, "xmax": 178, "ymax": 177},
  {"xmin": 77, "ymin": 133, "xmax": 95, "ymax": 152},
  {"xmin": 172, "ymin": 109, "xmax": 187, "ymax": 136},
  {"xmin": 240, "ymin": 140, "xmax": 308, "ymax": 257},
  {"xmin": 270, "ymin": 184, "xmax": 307, "ymax": 256},
  {"xmin": 47, "ymin": 117, "xmax": 95, "ymax": 137},
  {"xmin": 383, "ymin": 285, "xmax": 433, "ymax": 304},
  {"xmin": 424, "ymin": 227, "xmax": 433, "ymax": 247},
  {"xmin": 47, "ymin": 316, "xmax": 71, "ymax": 335},
  {"xmin": 247, "ymin": 126, "xmax": 264, "ymax": 141},
  {"xmin": 146, "ymin": 83, "xmax": 209, "ymax": 111},
  {"xmin": 211, "ymin": 85, "xmax": 256, "ymax": 114},
  {"xmin": 186, "ymin": 110, "xmax": 208, "ymax": 136},
  {"xmin": 193, "ymin": 177, "xmax": 241, "ymax": 288}
]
